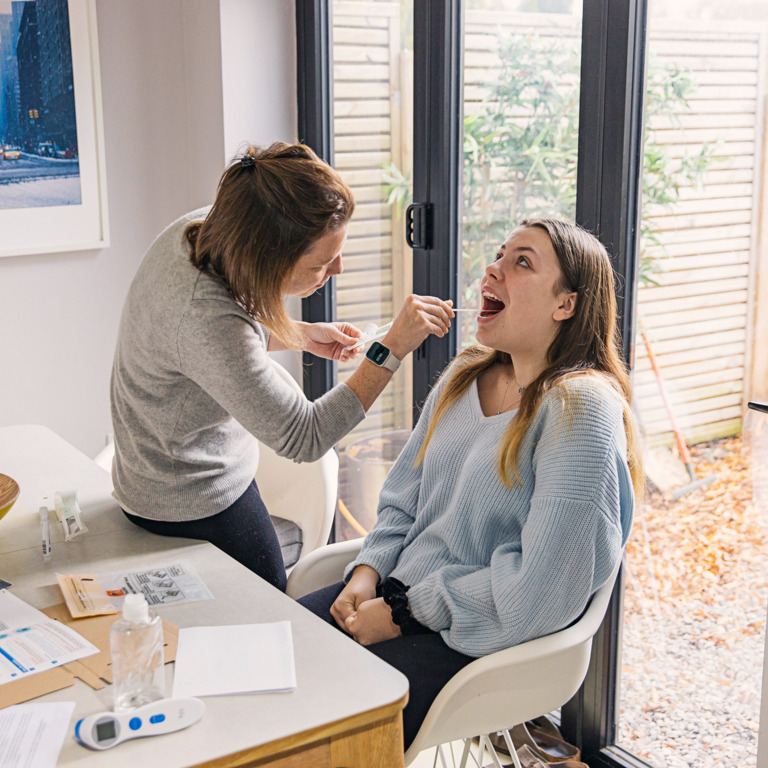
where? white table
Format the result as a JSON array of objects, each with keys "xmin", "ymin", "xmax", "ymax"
[{"xmin": 0, "ymin": 425, "xmax": 409, "ymax": 767}]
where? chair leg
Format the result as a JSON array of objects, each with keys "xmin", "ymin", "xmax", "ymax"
[
  {"xmin": 469, "ymin": 734, "xmax": 516, "ymax": 768},
  {"xmin": 500, "ymin": 729, "xmax": 524, "ymax": 768}
]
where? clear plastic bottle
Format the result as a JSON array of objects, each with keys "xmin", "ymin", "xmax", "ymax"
[{"xmin": 110, "ymin": 593, "xmax": 165, "ymax": 712}]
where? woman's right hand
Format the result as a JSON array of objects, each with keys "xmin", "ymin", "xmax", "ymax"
[
  {"xmin": 382, "ymin": 295, "xmax": 455, "ymax": 361},
  {"xmin": 330, "ymin": 564, "xmax": 380, "ymax": 632}
]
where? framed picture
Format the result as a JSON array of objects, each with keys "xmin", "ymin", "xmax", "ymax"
[{"xmin": 0, "ymin": 0, "xmax": 108, "ymax": 258}]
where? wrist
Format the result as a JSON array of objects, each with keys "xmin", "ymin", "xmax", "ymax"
[
  {"xmin": 350, "ymin": 564, "xmax": 380, "ymax": 588},
  {"xmin": 380, "ymin": 333, "xmax": 407, "ymax": 362},
  {"xmin": 295, "ymin": 321, "xmax": 311, "ymax": 349},
  {"xmin": 379, "ymin": 577, "xmax": 428, "ymax": 635}
]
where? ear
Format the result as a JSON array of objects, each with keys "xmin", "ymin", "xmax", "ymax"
[{"xmin": 553, "ymin": 291, "xmax": 578, "ymax": 321}]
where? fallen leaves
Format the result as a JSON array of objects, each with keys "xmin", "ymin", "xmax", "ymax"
[{"xmin": 625, "ymin": 435, "xmax": 768, "ymax": 623}]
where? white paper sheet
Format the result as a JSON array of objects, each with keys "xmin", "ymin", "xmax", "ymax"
[
  {"xmin": 0, "ymin": 701, "xmax": 75, "ymax": 768},
  {"xmin": 97, "ymin": 560, "xmax": 214, "ymax": 606},
  {"xmin": 172, "ymin": 622, "xmax": 296, "ymax": 698},
  {"xmin": 0, "ymin": 591, "xmax": 99, "ymax": 685}
]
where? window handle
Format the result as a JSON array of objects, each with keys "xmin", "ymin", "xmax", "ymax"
[{"xmin": 405, "ymin": 203, "xmax": 433, "ymax": 250}]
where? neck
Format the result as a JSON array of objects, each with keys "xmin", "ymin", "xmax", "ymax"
[{"xmin": 505, "ymin": 352, "xmax": 548, "ymax": 391}]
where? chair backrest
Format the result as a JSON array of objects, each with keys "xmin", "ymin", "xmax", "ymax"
[{"xmin": 403, "ymin": 559, "xmax": 623, "ymax": 764}]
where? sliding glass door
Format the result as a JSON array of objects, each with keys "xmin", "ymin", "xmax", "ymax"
[{"xmin": 296, "ymin": 1, "xmax": 649, "ymax": 764}]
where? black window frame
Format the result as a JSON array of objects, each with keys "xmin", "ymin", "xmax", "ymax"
[{"xmin": 295, "ymin": 1, "xmax": 649, "ymax": 764}]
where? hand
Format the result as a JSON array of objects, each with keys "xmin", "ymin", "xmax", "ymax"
[
  {"xmin": 330, "ymin": 565, "xmax": 380, "ymax": 631},
  {"xmin": 301, "ymin": 322, "xmax": 363, "ymax": 363},
  {"xmin": 345, "ymin": 597, "xmax": 402, "ymax": 646},
  {"xmin": 382, "ymin": 295, "xmax": 455, "ymax": 361}
]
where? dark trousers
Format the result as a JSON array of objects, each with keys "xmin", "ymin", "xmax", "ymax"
[
  {"xmin": 123, "ymin": 480, "xmax": 286, "ymax": 591},
  {"xmin": 298, "ymin": 582, "xmax": 474, "ymax": 751}
]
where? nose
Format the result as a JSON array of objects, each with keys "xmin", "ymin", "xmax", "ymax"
[
  {"xmin": 329, "ymin": 254, "xmax": 343, "ymax": 277},
  {"xmin": 485, "ymin": 260, "xmax": 501, "ymax": 280}
]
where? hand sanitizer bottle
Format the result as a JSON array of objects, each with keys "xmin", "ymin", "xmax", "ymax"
[{"xmin": 110, "ymin": 593, "xmax": 164, "ymax": 711}]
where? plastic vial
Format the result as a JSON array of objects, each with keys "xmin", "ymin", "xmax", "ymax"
[{"xmin": 110, "ymin": 593, "xmax": 165, "ymax": 712}]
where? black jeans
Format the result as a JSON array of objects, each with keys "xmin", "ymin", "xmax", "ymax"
[
  {"xmin": 298, "ymin": 582, "xmax": 474, "ymax": 750},
  {"xmin": 123, "ymin": 480, "xmax": 286, "ymax": 591}
]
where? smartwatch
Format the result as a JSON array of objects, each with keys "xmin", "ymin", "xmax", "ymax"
[{"xmin": 366, "ymin": 341, "xmax": 401, "ymax": 373}]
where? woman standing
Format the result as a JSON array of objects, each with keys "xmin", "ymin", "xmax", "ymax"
[{"xmin": 111, "ymin": 142, "xmax": 453, "ymax": 590}]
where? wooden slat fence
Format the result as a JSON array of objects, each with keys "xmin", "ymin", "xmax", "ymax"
[
  {"xmin": 329, "ymin": 5, "xmax": 767, "ymax": 456},
  {"xmin": 331, "ymin": 2, "xmax": 412, "ymax": 456},
  {"xmin": 635, "ymin": 20, "xmax": 766, "ymax": 444}
]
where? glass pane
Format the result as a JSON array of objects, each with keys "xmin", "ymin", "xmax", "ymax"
[
  {"xmin": 460, "ymin": 0, "xmax": 582, "ymax": 348},
  {"xmin": 331, "ymin": 0, "xmax": 414, "ymax": 540},
  {"xmin": 618, "ymin": 4, "xmax": 768, "ymax": 766}
]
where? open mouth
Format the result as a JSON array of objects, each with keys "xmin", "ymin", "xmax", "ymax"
[{"xmin": 480, "ymin": 291, "xmax": 505, "ymax": 318}]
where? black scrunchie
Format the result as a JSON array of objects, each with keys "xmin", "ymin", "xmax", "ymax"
[
  {"xmin": 240, "ymin": 156, "xmax": 256, "ymax": 169},
  {"xmin": 379, "ymin": 577, "xmax": 428, "ymax": 635}
]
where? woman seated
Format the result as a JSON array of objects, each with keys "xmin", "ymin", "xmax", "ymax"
[{"xmin": 299, "ymin": 218, "xmax": 642, "ymax": 750}]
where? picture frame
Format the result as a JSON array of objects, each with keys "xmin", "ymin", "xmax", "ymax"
[{"xmin": 0, "ymin": 0, "xmax": 108, "ymax": 258}]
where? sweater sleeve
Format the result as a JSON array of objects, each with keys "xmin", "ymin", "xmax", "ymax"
[
  {"xmin": 344, "ymin": 375, "xmax": 445, "ymax": 581},
  {"xmin": 177, "ymin": 303, "xmax": 365, "ymax": 463},
  {"xmin": 406, "ymin": 378, "xmax": 634, "ymax": 657}
]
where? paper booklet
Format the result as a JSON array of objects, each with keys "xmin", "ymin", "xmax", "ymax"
[
  {"xmin": 172, "ymin": 621, "xmax": 297, "ymax": 698},
  {"xmin": 0, "ymin": 590, "xmax": 98, "ymax": 686}
]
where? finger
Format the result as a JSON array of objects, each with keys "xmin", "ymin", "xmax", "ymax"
[
  {"xmin": 331, "ymin": 599, "xmax": 355, "ymax": 629},
  {"xmin": 416, "ymin": 295, "xmax": 455, "ymax": 314},
  {"xmin": 330, "ymin": 604, "xmax": 347, "ymax": 631}
]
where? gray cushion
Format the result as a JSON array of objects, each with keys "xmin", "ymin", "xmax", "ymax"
[{"xmin": 270, "ymin": 515, "xmax": 303, "ymax": 568}]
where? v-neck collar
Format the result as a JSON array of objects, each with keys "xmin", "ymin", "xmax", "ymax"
[{"xmin": 470, "ymin": 378, "xmax": 519, "ymax": 421}]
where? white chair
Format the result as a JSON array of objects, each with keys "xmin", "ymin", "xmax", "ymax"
[
  {"xmin": 94, "ymin": 359, "xmax": 338, "ymax": 566},
  {"xmin": 287, "ymin": 538, "xmax": 622, "ymax": 768}
]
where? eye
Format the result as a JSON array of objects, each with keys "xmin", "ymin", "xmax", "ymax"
[
  {"xmin": 494, "ymin": 252, "xmax": 503, "ymax": 262},
  {"xmin": 517, "ymin": 255, "xmax": 530, "ymax": 268}
]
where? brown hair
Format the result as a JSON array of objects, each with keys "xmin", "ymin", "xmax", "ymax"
[
  {"xmin": 416, "ymin": 218, "xmax": 643, "ymax": 500},
  {"xmin": 184, "ymin": 143, "xmax": 354, "ymax": 348}
]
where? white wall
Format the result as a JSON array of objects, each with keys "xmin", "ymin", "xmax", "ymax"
[
  {"xmin": 0, "ymin": 0, "xmax": 297, "ymax": 458},
  {"xmin": 218, "ymin": 0, "xmax": 302, "ymax": 380}
]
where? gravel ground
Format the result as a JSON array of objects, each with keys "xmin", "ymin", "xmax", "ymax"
[{"xmin": 617, "ymin": 435, "xmax": 767, "ymax": 767}]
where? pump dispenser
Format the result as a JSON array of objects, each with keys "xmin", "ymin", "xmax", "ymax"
[{"xmin": 110, "ymin": 593, "xmax": 164, "ymax": 711}]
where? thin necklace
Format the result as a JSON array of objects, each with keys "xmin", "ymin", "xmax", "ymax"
[{"xmin": 497, "ymin": 377, "xmax": 526, "ymax": 414}]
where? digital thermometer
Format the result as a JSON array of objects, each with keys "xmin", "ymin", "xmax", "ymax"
[{"xmin": 75, "ymin": 697, "xmax": 205, "ymax": 750}]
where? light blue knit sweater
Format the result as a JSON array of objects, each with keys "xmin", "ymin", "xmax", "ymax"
[{"xmin": 346, "ymin": 369, "xmax": 634, "ymax": 657}]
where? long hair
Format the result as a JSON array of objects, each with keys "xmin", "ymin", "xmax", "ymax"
[
  {"xmin": 416, "ymin": 219, "xmax": 643, "ymax": 500},
  {"xmin": 184, "ymin": 142, "xmax": 354, "ymax": 348}
]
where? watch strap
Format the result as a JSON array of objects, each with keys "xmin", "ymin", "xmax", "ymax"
[{"xmin": 366, "ymin": 341, "xmax": 401, "ymax": 373}]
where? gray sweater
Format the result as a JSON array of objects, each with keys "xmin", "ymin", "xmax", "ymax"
[
  {"xmin": 346, "ymin": 369, "xmax": 634, "ymax": 657},
  {"xmin": 110, "ymin": 208, "xmax": 365, "ymax": 522}
]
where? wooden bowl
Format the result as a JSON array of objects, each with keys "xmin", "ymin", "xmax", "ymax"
[{"xmin": 0, "ymin": 473, "xmax": 20, "ymax": 521}]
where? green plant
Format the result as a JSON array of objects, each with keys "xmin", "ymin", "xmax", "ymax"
[{"xmin": 382, "ymin": 27, "xmax": 724, "ymax": 307}]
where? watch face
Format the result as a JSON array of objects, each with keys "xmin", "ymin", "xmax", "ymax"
[{"xmin": 367, "ymin": 342, "xmax": 390, "ymax": 365}]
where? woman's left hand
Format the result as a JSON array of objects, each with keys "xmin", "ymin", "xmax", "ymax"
[
  {"xmin": 302, "ymin": 322, "xmax": 363, "ymax": 363},
  {"xmin": 344, "ymin": 597, "xmax": 402, "ymax": 646}
]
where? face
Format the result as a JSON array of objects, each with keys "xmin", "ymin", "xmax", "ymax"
[
  {"xmin": 285, "ymin": 224, "xmax": 348, "ymax": 298},
  {"xmin": 475, "ymin": 225, "xmax": 577, "ymax": 357}
]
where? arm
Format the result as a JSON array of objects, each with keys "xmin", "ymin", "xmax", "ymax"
[
  {"xmin": 268, "ymin": 321, "xmax": 363, "ymax": 364},
  {"xmin": 270, "ymin": 296, "xmax": 455, "ymax": 412},
  {"xmin": 342, "ymin": 375, "xmax": 446, "ymax": 581},
  {"xmin": 406, "ymin": 380, "xmax": 634, "ymax": 656},
  {"xmin": 178, "ymin": 308, "xmax": 364, "ymax": 462}
]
